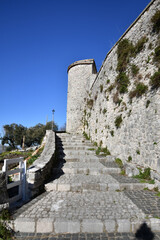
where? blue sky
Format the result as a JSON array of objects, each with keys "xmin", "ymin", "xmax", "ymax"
[{"xmin": 0, "ymin": 0, "xmax": 151, "ymax": 135}]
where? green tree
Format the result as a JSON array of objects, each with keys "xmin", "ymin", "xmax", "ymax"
[{"xmin": 2, "ymin": 124, "xmax": 26, "ymax": 149}]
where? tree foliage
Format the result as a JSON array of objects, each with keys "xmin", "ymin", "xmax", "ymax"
[{"xmin": 1, "ymin": 121, "xmax": 58, "ymax": 149}]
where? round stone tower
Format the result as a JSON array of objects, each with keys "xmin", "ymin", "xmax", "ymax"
[{"xmin": 66, "ymin": 59, "xmax": 97, "ymax": 133}]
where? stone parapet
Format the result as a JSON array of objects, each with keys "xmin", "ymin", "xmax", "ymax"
[{"xmin": 27, "ymin": 130, "xmax": 55, "ymax": 199}]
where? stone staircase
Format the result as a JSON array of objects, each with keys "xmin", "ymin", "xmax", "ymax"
[{"xmin": 12, "ymin": 133, "xmax": 160, "ymax": 234}]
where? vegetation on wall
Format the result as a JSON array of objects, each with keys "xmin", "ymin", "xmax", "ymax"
[
  {"xmin": 150, "ymin": 71, "xmax": 160, "ymax": 89},
  {"xmin": 116, "ymin": 72, "xmax": 130, "ymax": 93},
  {"xmin": 86, "ymin": 99, "xmax": 94, "ymax": 109},
  {"xmin": 129, "ymin": 82, "xmax": 148, "ymax": 99},
  {"xmin": 117, "ymin": 39, "xmax": 134, "ymax": 72},
  {"xmin": 154, "ymin": 45, "xmax": 160, "ymax": 63},
  {"xmin": 151, "ymin": 10, "xmax": 160, "ymax": 33},
  {"xmin": 131, "ymin": 64, "xmax": 139, "ymax": 76},
  {"xmin": 115, "ymin": 115, "xmax": 123, "ymax": 129}
]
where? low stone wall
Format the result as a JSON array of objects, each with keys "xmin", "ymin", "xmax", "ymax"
[
  {"xmin": 0, "ymin": 171, "xmax": 9, "ymax": 211},
  {"xmin": 27, "ymin": 130, "xmax": 56, "ymax": 199}
]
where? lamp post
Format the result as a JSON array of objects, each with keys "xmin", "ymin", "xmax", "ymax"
[{"xmin": 52, "ymin": 109, "xmax": 55, "ymax": 131}]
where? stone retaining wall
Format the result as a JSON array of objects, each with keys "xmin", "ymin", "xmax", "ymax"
[
  {"xmin": 27, "ymin": 130, "xmax": 56, "ymax": 199},
  {"xmin": 81, "ymin": 0, "xmax": 160, "ymax": 172},
  {"xmin": 0, "ymin": 171, "xmax": 9, "ymax": 211}
]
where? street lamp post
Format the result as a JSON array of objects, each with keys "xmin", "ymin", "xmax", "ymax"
[{"xmin": 52, "ymin": 109, "xmax": 55, "ymax": 131}]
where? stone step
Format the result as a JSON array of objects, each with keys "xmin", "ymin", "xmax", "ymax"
[
  {"xmin": 62, "ymin": 166, "xmax": 121, "ymax": 175},
  {"xmin": 58, "ymin": 150, "xmax": 96, "ymax": 157},
  {"xmin": 45, "ymin": 174, "xmax": 147, "ymax": 192},
  {"xmin": 12, "ymin": 191, "xmax": 154, "ymax": 234}
]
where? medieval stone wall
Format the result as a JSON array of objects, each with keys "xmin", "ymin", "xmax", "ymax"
[{"xmin": 67, "ymin": 0, "xmax": 160, "ymax": 172}]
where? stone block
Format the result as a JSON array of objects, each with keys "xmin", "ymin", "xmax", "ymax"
[
  {"xmin": 58, "ymin": 184, "xmax": 71, "ymax": 191},
  {"xmin": 104, "ymin": 220, "xmax": 116, "ymax": 232},
  {"xmin": 117, "ymin": 219, "xmax": 131, "ymax": 232},
  {"xmin": 82, "ymin": 219, "xmax": 103, "ymax": 233},
  {"xmin": 14, "ymin": 218, "xmax": 35, "ymax": 233},
  {"xmin": 108, "ymin": 183, "xmax": 120, "ymax": 191},
  {"xmin": 54, "ymin": 220, "xmax": 80, "ymax": 233},
  {"xmin": 150, "ymin": 218, "xmax": 160, "ymax": 232},
  {"xmin": 37, "ymin": 218, "xmax": 53, "ymax": 233}
]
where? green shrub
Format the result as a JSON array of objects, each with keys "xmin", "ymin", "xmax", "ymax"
[
  {"xmin": 93, "ymin": 142, "xmax": 98, "ymax": 147},
  {"xmin": 116, "ymin": 72, "xmax": 130, "ymax": 93},
  {"xmin": 136, "ymin": 149, "xmax": 140, "ymax": 155},
  {"xmin": 115, "ymin": 115, "xmax": 122, "ymax": 129},
  {"xmin": 151, "ymin": 10, "xmax": 160, "ymax": 33},
  {"xmin": 96, "ymin": 146, "xmax": 110, "ymax": 156},
  {"xmin": 128, "ymin": 156, "xmax": 132, "ymax": 162},
  {"xmin": 115, "ymin": 158, "xmax": 123, "ymax": 168},
  {"xmin": 110, "ymin": 130, "xmax": 114, "ymax": 137},
  {"xmin": 134, "ymin": 36, "xmax": 148, "ymax": 54},
  {"xmin": 131, "ymin": 64, "xmax": 139, "ymax": 76},
  {"xmin": 83, "ymin": 132, "xmax": 90, "ymax": 140},
  {"xmin": 117, "ymin": 39, "xmax": 134, "ymax": 72},
  {"xmin": 150, "ymin": 71, "xmax": 160, "ymax": 89},
  {"xmin": 129, "ymin": 83, "xmax": 148, "ymax": 99},
  {"xmin": 102, "ymin": 108, "xmax": 107, "ymax": 114},
  {"xmin": 154, "ymin": 45, "xmax": 160, "ymax": 63},
  {"xmin": 107, "ymin": 84, "xmax": 115, "ymax": 92},
  {"xmin": 100, "ymin": 85, "xmax": 103, "ymax": 93},
  {"xmin": 134, "ymin": 167, "xmax": 151, "ymax": 180},
  {"xmin": 106, "ymin": 79, "xmax": 110, "ymax": 84},
  {"xmin": 146, "ymin": 100, "xmax": 151, "ymax": 108}
]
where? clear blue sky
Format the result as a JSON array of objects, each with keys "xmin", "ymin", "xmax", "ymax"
[{"xmin": 0, "ymin": 0, "xmax": 151, "ymax": 135}]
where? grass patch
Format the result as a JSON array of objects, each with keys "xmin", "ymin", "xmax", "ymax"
[
  {"xmin": 133, "ymin": 167, "xmax": 151, "ymax": 180},
  {"xmin": 83, "ymin": 132, "xmax": 90, "ymax": 140},
  {"xmin": 88, "ymin": 148, "xmax": 95, "ymax": 151},
  {"xmin": 116, "ymin": 72, "xmax": 130, "ymax": 93},
  {"xmin": 131, "ymin": 64, "xmax": 139, "ymax": 76},
  {"xmin": 146, "ymin": 100, "xmax": 151, "ymax": 108},
  {"xmin": 134, "ymin": 36, "xmax": 148, "ymax": 54},
  {"xmin": 150, "ymin": 71, "xmax": 160, "ymax": 89},
  {"xmin": 151, "ymin": 10, "xmax": 160, "ymax": 33},
  {"xmin": 102, "ymin": 108, "xmax": 107, "ymax": 114},
  {"xmin": 115, "ymin": 115, "xmax": 123, "ymax": 129},
  {"xmin": 117, "ymin": 39, "xmax": 134, "ymax": 72},
  {"xmin": 115, "ymin": 158, "xmax": 123, "ymax": 168},
  {"xmin": 127, "ymin": 156, "xmax": 132, "ymax": 162},
  {"xmin": 100, "ymin": 85, "xmax": 103, "ymax": 93},
  {"xmin": 154, "ymin": 45, "xmax": 160, "ymax": 63},
  {"xmin": 129, "ymin": 83, "xmax": 148, "ymax": 99},
  {"xmin": 96, "ymin": 146, "xmax": 110, "ymax": 156}
]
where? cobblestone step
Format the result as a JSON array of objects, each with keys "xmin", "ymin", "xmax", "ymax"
[{"xmin": 11, "ymin": 191, "xmax": 151, "ymax": 234}]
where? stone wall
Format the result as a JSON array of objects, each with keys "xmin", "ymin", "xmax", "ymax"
[
  {"xmin": 0, "ymin": 171, "xmax": 9, "ymax": 211},
  {"xmin": 27, "ymin": 130, "xmax": 56, "ymax": 199},
  {"xmin": 67, "ymin": 0, "xmax": 160, "ymax": 172}
]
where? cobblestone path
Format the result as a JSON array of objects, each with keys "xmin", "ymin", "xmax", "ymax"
[{"xmin": 12, "ymin": 133, "xmax": 160, "ymax": 238}]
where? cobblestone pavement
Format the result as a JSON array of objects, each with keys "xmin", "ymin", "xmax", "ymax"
[
  {"xmin": 125, "ymin": 190, "xmax": 160, "ymax": 218},
  {"xmin": 13, "ymin": 232, "xmax": 160, "ymax": 240},
  {"xmin": 110, "ymin": 174, "xmax": 141, "ymax": 183},
  {"xmin": 11, "ymin": 133, "xmax": 160, "ymax": 235}
]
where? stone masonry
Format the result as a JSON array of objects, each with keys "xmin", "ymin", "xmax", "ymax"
[{"xmin": 66, "ymin": 0, "xmax": 160, "ymax": 174}]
